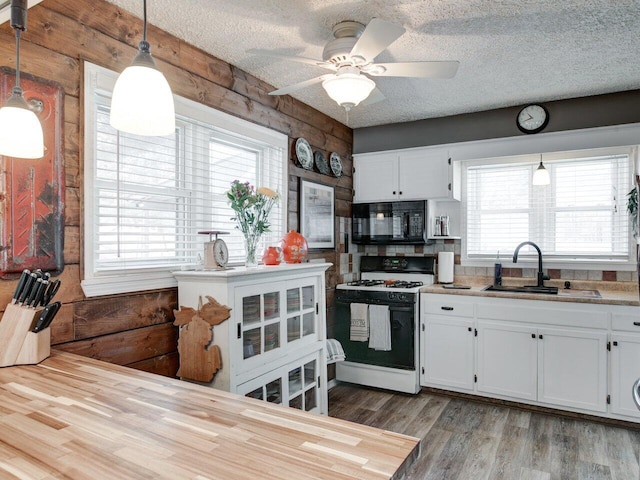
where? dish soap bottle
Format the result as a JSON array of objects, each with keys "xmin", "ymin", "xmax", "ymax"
[{"xmin": 494, "ymin": 251, "xmax": 502, "ymax": 286}]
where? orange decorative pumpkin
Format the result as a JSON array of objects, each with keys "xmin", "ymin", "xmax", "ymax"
[
  {"xmin": 279, "ymin": 230, "xmax": 308, "ymax": 264},
  {"xmin": 262, "ymin": 246, "xmax": 281, "ymax": 265}
]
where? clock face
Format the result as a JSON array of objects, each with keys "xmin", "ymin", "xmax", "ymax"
[
  {"xmin": 517, "ymin": 104, "xmax": 549, "ymax": 134},
  {"xmin": 213, "ymin": 239, "xmax": 228, "ymax": 268}
]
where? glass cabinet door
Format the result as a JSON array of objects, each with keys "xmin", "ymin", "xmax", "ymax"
[
  {"xmin": 285, "ymin": 282, "xmax": 317, "ymax": 346},
  {"xmin": 286, "ymin": 355, "xmax": 320, "ymax": 413},
  {"xmin": 237, "ymin": 286, "xmax": 282, "ymax": 369}
]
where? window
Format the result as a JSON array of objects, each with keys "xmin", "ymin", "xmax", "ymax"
[
  {"xmin": 462, "ymin": 148, "xmax": 634, "ymax": 268},
  {"xmin": 83, "ymin": 63, "xmax": 287, "ymax": 296}
]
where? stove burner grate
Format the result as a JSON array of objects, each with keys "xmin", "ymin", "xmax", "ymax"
[
  {"xmin": 385, "ymin": 281, "xmax": 424, "ymax": 289},
  {"xmin": 347, "ymin": 279, "xmax": 385, "ymax": 287}
]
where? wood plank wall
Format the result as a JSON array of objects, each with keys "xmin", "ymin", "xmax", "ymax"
[{"xmin": 0, "ymin": 0, "xmax": 353, "ymax": 377}]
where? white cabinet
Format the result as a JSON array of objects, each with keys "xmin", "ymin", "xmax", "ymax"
[
  {"xmin": 537, "ymin": 327, "xmax": 607, "ymax": 412},
  {"xmin": 173, "ymin": 263, "xmax": 331, "ymax": 414},
  {"xmin": 422, "ymin": 316, "xmax": 475, "ymax": 390},
  {"xmin": 477, "ymin": 321, "xmax": 538, "ymax": 401},
  {"xmin": 421, "ymin": 293, "xmax": 615, "ymax": 419},
  {"xmin": 353, "ymin": 147, "xmax": 458, "ymax": 203}
]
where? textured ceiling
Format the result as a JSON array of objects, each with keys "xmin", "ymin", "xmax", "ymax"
[{"xmin": 104, "ymin": 0, "xmax": 640, "ymax": 129}]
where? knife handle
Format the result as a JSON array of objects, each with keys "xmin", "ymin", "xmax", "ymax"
[
  {"xmin": 30, "ymin": 279, "xmax": 48, "ymax": 308},
  {"xmin": 11, "ymin": 269, "xmax": 30, "ymax": 304},
  {"xmin": 18, "ymin": 273, "xmax": 37, "ymax": 305},
  {"xmin": 25, "ymin": 278, "xmax": 43, "ymax": 308},
  {"xmin": 41, "ymin": 302, "xmax": 61, "ymax": 330}
]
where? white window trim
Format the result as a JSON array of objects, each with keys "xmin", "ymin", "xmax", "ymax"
[
  {"xmin": 460, "ymin": 145, "xmax": 637, "ymax": 271},
  {"xmin": 82, "ymin": 62, "xmax": 288, "ymax": 297}
]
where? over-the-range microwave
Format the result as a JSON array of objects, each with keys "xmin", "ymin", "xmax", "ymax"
[{"xmin": 352, "ymin": 201, "xmax": 426, "ymax": 244}]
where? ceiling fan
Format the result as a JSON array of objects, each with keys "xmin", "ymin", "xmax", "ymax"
[{"xmin": 247, "ymin": 18, "xmax": 459, "ymax": 111}]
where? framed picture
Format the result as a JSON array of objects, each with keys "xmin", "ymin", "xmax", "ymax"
[{"xmin": 299, "ymin": 179, "xmax": 335, "ymax": 249}]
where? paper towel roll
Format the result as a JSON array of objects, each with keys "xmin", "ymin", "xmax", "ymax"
[{"xmin": 438, "ymin": 252, "xmax": 454, "ymax": 284}]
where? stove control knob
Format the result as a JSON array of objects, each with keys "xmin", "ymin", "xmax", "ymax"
[{"xmin": 388, "ymin": 292, "xmax": 397, "ymax": 300}]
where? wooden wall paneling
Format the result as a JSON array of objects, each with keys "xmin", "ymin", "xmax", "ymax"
[
  {"xmin": 0, "ymin": 0, "xmax": 353, "ymax": 378},
  {"xmin": 127, "ymin": 352, "xmax": 180, "ymax": 377},
  {"xmin": 50, "ymin": 303, "xmax": 74, "ymax": 345},
  {"xmin": 55, "ymin": 323, "xmax": 178, "ymax": 365},
  {"xmin": 73, "ymin": 289, "xmax": 177, "ymax": 340}
]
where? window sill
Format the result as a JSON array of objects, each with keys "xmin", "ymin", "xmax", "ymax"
[{"xmin": 81, "ymin": 271, "xmax": 178, "ymax": 298}]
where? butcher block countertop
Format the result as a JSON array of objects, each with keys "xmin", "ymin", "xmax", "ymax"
[{"xmin": 0, "ymin": 352, "xmax": 419, "ymax": 480}]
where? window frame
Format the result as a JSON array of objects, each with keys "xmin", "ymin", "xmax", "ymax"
[
  {"xmin": 461, "ymin": 146, "xmax": 636, "ymax": 271},
  {"xmin": 82, "ymin": 62, "xmax": 288, "ymax": 297}
]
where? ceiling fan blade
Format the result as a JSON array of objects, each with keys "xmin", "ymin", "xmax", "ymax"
[
  {"xmin": 349, "ymin": 18, "xmax": 406, "ymax": 62},
  {"xmin": 246, "ymin": 49, "xmax": 335, "ymax": 70},
  {"xmin": 359, "ymin": 87, "xmax": 385, "ymax": 107},
  {"xmin": 366, "ymin": 61, "xmax": 459, "ymax": 78},
  {"xmin": 269, "ymin": 75, "xmax": 333, "ymax": 96}
]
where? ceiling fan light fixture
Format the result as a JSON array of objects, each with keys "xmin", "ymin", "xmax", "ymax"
[
  {"xmin": 322, "ymin": 72, "xmax": 375, "ymax": 111},
  {"xmin": 110, "ymin": 0, "xmax": 175, "ymax": 136}
]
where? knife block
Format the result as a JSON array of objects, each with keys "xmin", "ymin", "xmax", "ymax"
[{"xmin": 0, "ymin": 303, "xmax": 49, "ymax": 367}]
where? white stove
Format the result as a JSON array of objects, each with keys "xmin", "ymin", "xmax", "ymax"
[{"xmin": 334, "ymin": 256, "xmax": 435, "ymax": 394}]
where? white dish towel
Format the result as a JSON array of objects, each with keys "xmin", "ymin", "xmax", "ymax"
[
  {"xmin": 350, "ymin": 303, "xmax": 369, "ymax": 342},
  {"xmin": 326, "ymin": 339, "xmax": 346, "ymax": 363},
  {"xmin": 368, "ymin": 304, "xmax": 391, "ymax": 351}
]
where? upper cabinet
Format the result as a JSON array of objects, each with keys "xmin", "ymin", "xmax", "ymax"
[{"xmin": 353, "ymin": 147, "xmax": 460, "ymax": 203}]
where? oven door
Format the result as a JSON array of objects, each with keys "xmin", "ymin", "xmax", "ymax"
[{"xmin": 334, "ymin": 298, "xmax": 415, "ymax": 370}]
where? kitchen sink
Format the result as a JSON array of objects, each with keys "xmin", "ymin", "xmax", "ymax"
[{"xmin": 483, "ymin": 284, "xmax": 559, "ymax": 295}]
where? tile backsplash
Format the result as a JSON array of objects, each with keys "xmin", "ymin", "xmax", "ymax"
[{"xmin": 335, "ymin": 224, "xmax": 638, "ymax": 286}]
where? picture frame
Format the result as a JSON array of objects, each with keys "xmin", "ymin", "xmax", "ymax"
[{"xmin": 299, "ymin": 179, "xmax": 335, "ymax": 249}]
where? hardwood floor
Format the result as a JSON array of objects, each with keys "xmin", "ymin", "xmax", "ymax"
[{"xmin": 328, "ymin": 384, "xmax": 640, "ymax": 480}]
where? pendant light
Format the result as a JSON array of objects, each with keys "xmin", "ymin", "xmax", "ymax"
[
  {"xmin": 0, "ymin": 0, "xmax": 44, "ymax": 159},
  {"xmin": 532, "ymin": 157, "xmax": 550, "ymax": 186},
  {"xmin": 110, "ymin": 0, "xmax": 175, "ymax": 136}
]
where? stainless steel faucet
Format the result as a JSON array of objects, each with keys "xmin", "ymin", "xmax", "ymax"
[{"xmin": 513, "ymin": 241, "xmax": 549, "ymax": 287}]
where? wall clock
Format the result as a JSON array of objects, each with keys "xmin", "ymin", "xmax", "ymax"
[{"xmin": 516, "ymin": 104, "xmax": 549, "ymax": 134}]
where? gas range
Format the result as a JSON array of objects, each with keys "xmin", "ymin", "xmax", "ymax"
[{"xmin": 337, "ymin": 256, "xmax": 435, "ymax": 293}]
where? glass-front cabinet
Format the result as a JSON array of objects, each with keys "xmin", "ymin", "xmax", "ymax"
[
  {"xmin": 237, "ymin": 350, "xmax": 322, "ymax": 413},
  {"xmin": 235, "ymin": 278, "xmax": 319, "ymax": 373},
  {"xmin": 172, "ymin": 263, "xmax": 330, "ymax": 416}
]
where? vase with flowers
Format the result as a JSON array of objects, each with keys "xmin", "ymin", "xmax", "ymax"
[{"xmin": 226, "ymin": 180, "xmax": 279, "ymax": 267}]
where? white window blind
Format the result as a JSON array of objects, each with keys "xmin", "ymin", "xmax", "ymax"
[
  {"xmin": 83, "ymin": 62, "xmax": 287, "ymax": 295},
  {"xmin": 463, "ymin": 149, "xmax": 633, "ymax": 264}
]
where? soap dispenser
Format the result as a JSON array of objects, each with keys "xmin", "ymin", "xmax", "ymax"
[{"xmin": 494, "ymin": 251, "xmax": 502, "ymax": 286}]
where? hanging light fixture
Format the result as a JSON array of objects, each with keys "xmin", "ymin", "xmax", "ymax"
[
  {"xmin": 532, "ymin": 156, "xmax": 550, "ymax": 186},
  {"xmin": 110, "ymin": 0, "xmax": 175, "ymax": 136},
  {"xmin": 0, "ymin": 0, "xmax": 44, "ymax": 159},
  {"xmin": 322, "ymin": 67, "xmax": 375, "ymax": 111}
]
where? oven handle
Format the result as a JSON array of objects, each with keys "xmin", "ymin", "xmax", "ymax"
[{"xmin": 335, "ymin": 300, "xmax": 415, "ymax": 310}]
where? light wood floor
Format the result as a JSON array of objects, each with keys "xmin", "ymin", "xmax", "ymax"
[{"xmin": 328, "ymin": 384, "xmax": 640, "ymax": 480}]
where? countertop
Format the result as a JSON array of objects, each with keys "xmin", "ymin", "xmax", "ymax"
[
  {"xmin": 0, "ymin": 352, "xmax": 419, "ymax": 480},
  {"xmin": 420, "ymin": 277, "xmax": 640, "ymax": 306},
  {"xmin": 172, "ymin": 261, "xmax": 332, "ymax": 279}
]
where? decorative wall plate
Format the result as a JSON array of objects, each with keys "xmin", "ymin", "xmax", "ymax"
[
  {"xmin": 314, "ymin": 151, "xmax": 330, "ymax": 175},
  {"xmin": 295, "ymin": 138, "xmax": 313, "ymax": 170},
  {"xmin": 329, "ymin": 152, "xmax": 343, "ymax": 177}
]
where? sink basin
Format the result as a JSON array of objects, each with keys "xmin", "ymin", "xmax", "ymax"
[
  {"xmin": 483, "ymin": 284, "xmax": 559, "ymax": 295},
  {"xmin": 557, "ymin": 289, "xmax": 602, "ymax": 299}
]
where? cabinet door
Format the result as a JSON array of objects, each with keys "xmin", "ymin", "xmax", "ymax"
[
  {"xmin": 422, "ymin": 315, "xmax": 474, "ymax": 390},
  {"xmin": 235, "ymin": 283, "xmax": 284, "ymax": 372},
  {"xmin": 399, "ymin": 150, "xmax": 451, "ymax": 200},
  {"xmin": 237, "ymin": 368, "xmax": 284, "ymax": 406},
  {"xmin": 611, "ymin": 334, "xmax": 640, "ymax": 419},
  {"xmin": 285, "ymin": 279, "xmax": 319, "ymax": 348},
  {"xmin": 477, "ymin": 321, "xmax": 537, "ymax": 401},
  {"xmin": 537, "ymin": 328, "xmax": 607, "ymax": 413},
  {"xmin": 353, "ymin": 154, "xmax": 398, "ymax": 203}
]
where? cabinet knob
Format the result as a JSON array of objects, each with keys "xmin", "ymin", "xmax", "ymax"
[
  {"xmin": 392, "ymin": 191, "xmax": 396, "ymax": 195},
  {"xmin": 399, "ymin": 191, "xmax": 403, "ymax": 195},
  {"xmin": 468, "ymin": 327, "xmax": 472, "ymax": 332},
  {"xmin": 539, "ymin": 334, "xmax": 543, "ymax": 339},
  {"xmin": 531, "ymin": 333, "xmax": 536, "ymax": 339},
  {"xmin": 613, "ymin": 341, "xmax": 618, "ymax": 346},
  {"xmin": 633, "ymin": 322, "xmax": 640, "ymax": 327}
]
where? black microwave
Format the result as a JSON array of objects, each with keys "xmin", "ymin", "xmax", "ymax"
[{"xmin": 352, "ymin": 201, "xmax": 426, "ymax": 244}]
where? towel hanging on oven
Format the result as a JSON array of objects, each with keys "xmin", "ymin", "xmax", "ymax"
[
  {"xmin": 349, "ymin": 303, "xmax": 369, "ymax": 342},
  {"xmin": 368, "ymin": 304, "xmax": 391, "ymax": 351}
]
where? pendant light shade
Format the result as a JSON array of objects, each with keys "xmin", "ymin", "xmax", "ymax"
[
  {"xmin": 322, "ymin": 67, "xmax": 375, "ymax": 111},
  {"xmin": 533, "ymin": 160, "xmax": 550, "ymax": 186},
  {"xmin": 109, "ymin": 0, "xmax": 175, "ymax": 136},
  {"xmin": 0, "ymin": 0, "xmax": 44, "ymax": 159}
]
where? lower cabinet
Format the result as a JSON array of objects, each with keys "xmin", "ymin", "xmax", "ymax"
[
  {"xmin": 610, "ymin": 333, "xmax": 640, "ymax": 419},
  {"xmin": 422, "ymin": 316, "xmax": 475, "ymax": 390},
  {"xmin": 236, "ymin": 349, "xmax": 323, "ymax": 414},
  {"xmin": 537, "ymin": 327, "xmax": 607, "ymax": 413},
  {"xmin": 476, "ymin": 321, "xmax": 537, "ymax": 401},
  {"xmin": 421, "ymin": 293, "xmax": 621, "ymax": 420}
]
